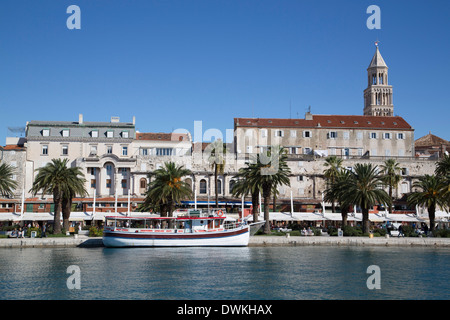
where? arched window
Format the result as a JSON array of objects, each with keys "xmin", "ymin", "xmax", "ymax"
[
  {"xmin": 140, "ymin": 178, "xmax": 147, "ymax": 189},
  {"xmin": 200, "ymin": 179, "xmax": 207, "ymax": 194},
  {"xmin": 229, "ymin": 180, "xmax": 236, "ymax": 194},
  {"xmin": 185, "ymin": 178, "xmax": 192, "ymax": 191},
  {"xmin": 217, "ymin": 180, "xmax": 222, "ymax": 195}
]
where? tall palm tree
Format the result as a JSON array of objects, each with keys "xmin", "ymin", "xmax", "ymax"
[
  {"xmin": 337, "ymin": 163, "xmax": 391, "ymax": 234},
  {"xmin": 30, "ymin": 158, "xmax": 86, "ymax": 234},
  {"xmin": 231, "ymin": 164, "xmax": 261, "ymax": 222},
  {"xmin": 144, "ymin": 162, "xmax": 192, "ymax": 224},
  {"xmin": 249, "ymin": 146, "xmax": 291, "ymax": 234},
  {"xmin": 435, "ymin": 154, "xmax": 450, "ymax": 203},
  {"xmin": 0, "ymin": 162, "xmax": 18, "ymax": 198},
  {"xmin": 407, "ymin": 174, "xmax": 448, "ymax": 232},
  {"xmin": 208, "ymin": 139, "xmax": 227, "ymax": 208},
  {"xmin": 324, "ymin": 168, "xmax": 353, "ymax": 227},
  {"xmin": 61, "ymin": 166, "xmax": 87, "ymax": 231},
  {"xmin": 380, "ymin": 159, "xmax": 402, "ymax": 213},
  {"xmin": 323, "ymin": 156, "xmax": 343, "ymax": 213}
]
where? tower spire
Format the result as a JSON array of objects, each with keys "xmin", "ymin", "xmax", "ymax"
[{"xmin": 363, "ymin": 43, "xmax": 394, "ymax": 116}]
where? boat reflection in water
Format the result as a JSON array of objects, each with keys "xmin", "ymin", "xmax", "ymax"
[{"xmin": 103, "ymin": 209, "xmax": 263, "ymax": 247}]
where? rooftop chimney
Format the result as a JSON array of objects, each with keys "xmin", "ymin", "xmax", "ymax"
[{"xmin": 79, "ymin": 114, "xmax": 83, "ymax": 124}]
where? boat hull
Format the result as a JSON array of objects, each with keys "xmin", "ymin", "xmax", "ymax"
[{"xmin": 102, "ymin": 226, "xmax": 249, "ymax": 247}]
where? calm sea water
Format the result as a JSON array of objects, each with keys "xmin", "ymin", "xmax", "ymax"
[{"xmin": 0, "ymin": 246, "xmax": 448, "ymax": 300}]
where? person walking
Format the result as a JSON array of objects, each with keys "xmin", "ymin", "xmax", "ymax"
[{"xmin": 398, "ymin": 224, "xmax": 404, "ymax": 237}]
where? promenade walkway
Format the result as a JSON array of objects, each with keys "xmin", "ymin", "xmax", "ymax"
[{"xmin": 1, "ymin": 235, "xmax": 450, "ymax": 248}]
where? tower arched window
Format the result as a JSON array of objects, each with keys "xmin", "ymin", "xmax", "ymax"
[{"xmin": 199, "ymin": 179, "xmax": 207, "ymax": 194}]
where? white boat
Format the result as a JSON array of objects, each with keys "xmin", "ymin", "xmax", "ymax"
[{"xmin": 102, "ymin": 210, "xmax": 250, "ymax": 247}]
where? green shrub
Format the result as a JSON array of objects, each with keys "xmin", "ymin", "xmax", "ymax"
[
  {"xmin": 372, "ymin": 228, "xmax": 386, "ymax": 237},
  {"xmin": 433, "ymin": 229, "xmax": 450, "ymax": 238},
  {"xmin": 26, "ymin": 227, "xmax": 41, "ymax": 238},
  {"xmin": 343, "ymin": 226, "xmax": 363, "ymax": 237},
  {"xmin": 89, "ymin": 226, "xmax": 103, "ymax": 237}
]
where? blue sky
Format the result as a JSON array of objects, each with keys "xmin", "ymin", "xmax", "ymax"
[{"xmin": 0, "ymin": 0, "xmax": 449, "ymax": 144}]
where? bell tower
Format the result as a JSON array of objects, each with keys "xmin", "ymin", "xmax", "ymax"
[{"xmin": 363, "ymin": 43, "xmax": 394, "ymax": 116}]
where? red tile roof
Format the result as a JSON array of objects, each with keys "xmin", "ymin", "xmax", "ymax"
[
  {"xmin": 136, "ymin": 132, "xmax": 189, "ymax": 141},
  {"xmin": 234, "ymin": 115, "xmax": 413, "ymax": 130},
  {"xmin": 1, "ymin": 145, "xmax": 26, "ymax": 151}
]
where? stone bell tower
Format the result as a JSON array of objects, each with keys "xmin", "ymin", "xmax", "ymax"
[{"xmin": 363, "ymin": 43, "xmax": 394, "ymax": 116}]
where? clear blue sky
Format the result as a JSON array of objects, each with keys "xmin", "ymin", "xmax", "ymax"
[{"xmin": 0, "ymin": 0, "xmax": 449, "ymax": 144}]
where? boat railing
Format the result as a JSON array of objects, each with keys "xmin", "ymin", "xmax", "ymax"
[{"xmin": 224, "ymin": 221, "xmax": 244, "ymax": 230}]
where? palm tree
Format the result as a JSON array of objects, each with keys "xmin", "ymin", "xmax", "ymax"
[
  {"xmin": 323, "ymin": 156, "xmax": 343, "ymax": 213},
  {"xmin": 144, "ymin": 162, "xmax": 192, "ymax": 225},
  {"xmin": 30, "ymin": 159, "xmax": 86, "ymax": 234},
  {"xmin": 435, "ymin": 154, "xmax": 450, "ymax": 176},
  {"xmin": 324, "ymin": 169, "xmax": 353, "ymax": 227},
  {"xmin": 435, "ymin": 154, "xmax": 450, "ymax": 202},
  {"xmin": 337, "ymin": 163, "xmax": 391, "ymax": 234},
  {"xmin": 380, "ymin": 159, "xmax": 402, "ymax": 213},
  {"xmin": 249, "ymin": 146, "xmax": 291, "ymax": 234},
  {"xmin": 0, "ymin": 162, "xmax": 18, "ymax": 198},
  {"xmin": 407, "ymin": 174, "xmax": 448, "ymax": 232},
  {"xmin": 61, "ymin": 166, "xmax": 87, "ymax": 231},
  {"xmin": 208, "ymin": 139, "xmax": 227, "ymax": 208},
  {"xmin": 231, "ymin": 164, "xmax": 261, "ymax": 222}
]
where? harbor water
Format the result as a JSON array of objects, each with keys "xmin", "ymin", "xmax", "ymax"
[{"xmin": 0, "ymin": 246, "xmax": 449, "ymax": 300}]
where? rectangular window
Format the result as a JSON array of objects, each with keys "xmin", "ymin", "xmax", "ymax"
[
  {"xmin": 297, "ymin": 175, "xmax": 303, "ymax": 181},
  {"xmin": 328, "ymin": 131, "xmax": 337, "ymax": 139},
  {"xmin": 91, "ymin": 130, "xmax": 99, "ymax": 138},
  {"xmin": 304, "ymin": 147, "xmax": 311, "ymax": 155},
  {"xmin": 91, "ymin": 179, "xmax": 96, "ymax": 188},
  {"xmin": 89, "ymin": 168, "xmax": 97, "ymax": 176},
  {"xmin": 141, "ymin": 148, "xmax": 148, "ymax": 156},
  {"xmin": 384, "ymin": 133, "xmax": 391, "ymax": 139},
  {"xmin": 42, "ymin": 145, "xmax": 48, "ymax": 155},
  {"xmin": 106, "ymin": 179, "xmax": 111, "ymax": 188},
  {"xmin": 290, "ymin": 130, "xmax": 297, "ymax": 138},
  {"xmin": 62, "ymin": 145, "xmax": 68, "ymax": 155},
  {"xmin": 107, "ymin": 146, "xmax": 113, "ymax": 154},
  {"xmin": 290, "ymin": 147, "xmax": 297, "ymax": 154},
  {"xmin": 156, "ymin": 148, "xmax": 173, "ymax": 156},
  {"xmin": 370, "ymin": 132, "xmax": 377, "ymax": 139},
  {"xmin": 356, "ymin": 132, "xmax": 363, "ymax": 140},
  {"xmin": 90, "ymin": 145, "xmax": 97, "ymax": 155},
  {"xmin": 106, "ymin": 131, "xmax": 114, "ymax": 138},
  {"xmin": 303, "ymin": 131, "xmax": 311, "ymax": 138},
  {"xmin": 106, "ymin": 165, "xmax": 113, "ymax": 176},
  {"xmin": 62, "ymin": 129, "xmax": 70, "ymax": 137},
  {"xmin": 121, "ymin": 168, "xmax": 128, "ymax": 176},
  {"xmin": 122, "ymin": 146, "xmax": 128, "ymax": 156},
  {"xmin": 275, "ymin": 130, "xmax": 284, "ymax": 137},
  {"xmin": 260, "ymin": 129, "xmax": 267, "ymax": 138},
  {"xmin": 397, "ymin": 133, "xmax": 404, "ymax": 140},
  {"xmin": 121, "ymin": 179, "xmax": 127, "ymax": 189},
  {"xmin": 42, "ymin": 129, "xmax": 50, "ymax": 137},
  {"xmin": 122, "ymin": 131, "xmax": 129, "ymax": 138}
]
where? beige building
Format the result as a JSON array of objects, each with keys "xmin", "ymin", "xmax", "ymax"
[{"xmin": 234, "ymin": 113, "xmax": 415, "ymax": 159}]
